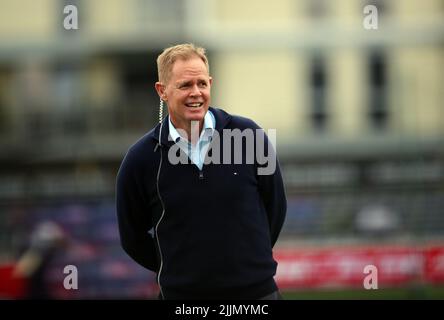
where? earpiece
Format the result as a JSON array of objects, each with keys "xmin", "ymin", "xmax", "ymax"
[
  {"xmin": 155, "ymin": 98, "xmax": 165, "ymax": 152},
  {"xmin": 159, "ymin": 99, "xmax": 164, "ymax": 124}
]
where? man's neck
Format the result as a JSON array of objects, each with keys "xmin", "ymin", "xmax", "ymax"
[{"xmin": 177, "ymin": 120, "xmax": 204, "ymax": 145}]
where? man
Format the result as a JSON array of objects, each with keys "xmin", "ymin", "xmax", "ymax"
[
  {"xmin": 13, "ymin": 221, "xmax": 67, "ymax": 299},
  {"xmin": 116, "ymin": 43, "xmax": 286, "ymax": 300}
]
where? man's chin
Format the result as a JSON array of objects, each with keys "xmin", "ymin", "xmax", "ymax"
[{"xmin": 186, "ymin": 108, "xmax": 207, "ymax": 121}]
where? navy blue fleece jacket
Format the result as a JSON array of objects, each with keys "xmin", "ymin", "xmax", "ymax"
[{"xmin": 116, "ymin": 107, "xmax": 286, "ymax": 299}]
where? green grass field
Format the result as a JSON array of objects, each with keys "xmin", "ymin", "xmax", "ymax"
[{"xmin": 282, "ymin": 285, "xmax": 444, "ymax": 300}]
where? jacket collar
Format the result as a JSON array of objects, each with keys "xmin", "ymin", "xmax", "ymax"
[
  {"xmin": 152, "ymin": 107, "xmax": 232, "ymax": 147},
  {"xmin": 169, "ymin": 109, "xmax": 215, "ymax": 143}
]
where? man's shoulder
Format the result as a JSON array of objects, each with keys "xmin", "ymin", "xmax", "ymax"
[{"xmin": 211, "ymin": 107, "xmax": 261, "ymax": 131}]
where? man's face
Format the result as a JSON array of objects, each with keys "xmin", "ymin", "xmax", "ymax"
[{"xmin": 159, "ymin": 57, "xmax": 212, "ymax": 131}]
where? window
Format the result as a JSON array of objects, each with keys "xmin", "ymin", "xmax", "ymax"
[
  {"xmin": 309, "ymin": 55, "xmax": 328, "ymax": 131},
  {"xmin": 368, "ymin": 51, "xmax": 387, "ymax": 130},
  {"xmin": 110, "ymin": 51, "xmax": 159, "ymax": 132}
]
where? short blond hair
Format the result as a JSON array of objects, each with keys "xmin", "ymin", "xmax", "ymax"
[{"xmin": 156, "ymin": 43, "xmax": 210, "ymax": 84}]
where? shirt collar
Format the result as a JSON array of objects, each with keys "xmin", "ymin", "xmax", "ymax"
[{"xmin": 169, "ymin": 110, "xmax": 215, "ymax": 144}]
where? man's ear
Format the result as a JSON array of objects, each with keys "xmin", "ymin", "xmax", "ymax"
[{"xmin": 155, "ymin": 82, "xmax": 167, "ymax": 100}]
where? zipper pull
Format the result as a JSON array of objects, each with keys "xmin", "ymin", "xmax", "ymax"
[{"xmin": 199, "ymin": 171, "xmax": 204, "ymax": 180}]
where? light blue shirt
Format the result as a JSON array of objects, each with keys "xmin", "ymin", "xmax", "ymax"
[{"xmin": 168, "ymin": 110, "xmax": 216, "ymax": 170}]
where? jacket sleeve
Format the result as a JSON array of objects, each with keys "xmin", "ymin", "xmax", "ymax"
[
  {"xmin": 116, "ymin": 150, "xmax": 159, "ymax": 272},
  {"xmin": 256, "ymin": 130, "xmax": 287, "ymax": 248}
]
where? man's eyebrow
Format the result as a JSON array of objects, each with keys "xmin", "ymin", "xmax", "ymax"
[
  {"xmin": 176, "ymin": 79, "xmax": 208, "ymax": 87},
  {"xmin": 176, "ymin": 80, "xmax": 192, "ymax": 87}
]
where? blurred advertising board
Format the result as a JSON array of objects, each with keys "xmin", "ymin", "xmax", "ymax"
[{"xmin": 275, "ymin": 245, "xmax": 444, "ymax": 289}]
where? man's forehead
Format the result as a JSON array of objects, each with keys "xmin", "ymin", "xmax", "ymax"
[
  {"xmin": 171, "ymin": 73, "xmax": 209, "ymax": 86},
  {"xmin": 174, "ymin": 74, "xmax": 209, "ymax": 83},
  {"xmin": 171, "ymin": 58, "xmax": 208, "ymax": 75}
]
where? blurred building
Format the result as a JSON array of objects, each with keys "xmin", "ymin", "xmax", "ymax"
[{"xmin": 0, "ymin": 0, "xmax": 443, "ymax": 297}]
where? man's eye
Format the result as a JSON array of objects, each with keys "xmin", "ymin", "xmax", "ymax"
[{"xmin": 198, "ymin": 82, "xmax": 207, "ymax": 88}]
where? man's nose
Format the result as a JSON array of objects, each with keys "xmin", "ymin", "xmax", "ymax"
[{"xmin": 189, "ymin": 84, "xmax": 202, "ymax": 96}]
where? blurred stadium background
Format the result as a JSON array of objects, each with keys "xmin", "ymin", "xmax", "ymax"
[{"xmin": 0, "ymin": 0, "xmax": 443, "ymax": 299}]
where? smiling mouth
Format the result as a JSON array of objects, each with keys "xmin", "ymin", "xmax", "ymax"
[{"xmin": 185, "ymin": 102, "xmax": 203, "ymax": 108}]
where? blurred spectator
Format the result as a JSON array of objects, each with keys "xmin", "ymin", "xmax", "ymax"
[
  {"xmin": 13, "ymin": 221, "xmax": 67, "ymax": 299},
  {"xmin": 355, "ymin": 204, "xmax": 400, "ymax": 238}
]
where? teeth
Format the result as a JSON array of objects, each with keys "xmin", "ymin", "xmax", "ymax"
[{"xmin": 187, "ymin": 103, "xmax": 203, "ymax": 108}]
